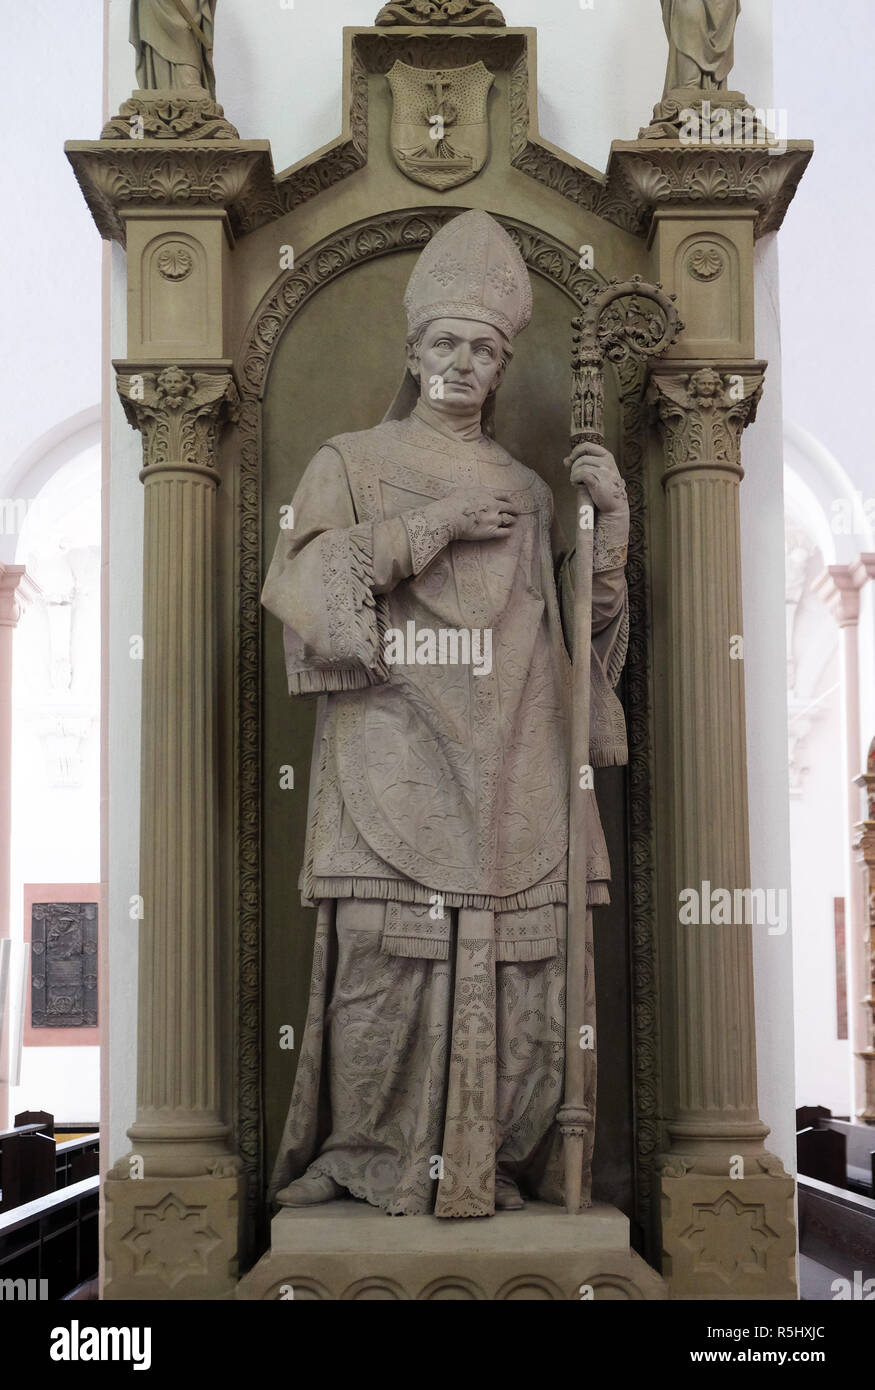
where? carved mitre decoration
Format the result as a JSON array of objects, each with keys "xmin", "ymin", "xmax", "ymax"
[
  {"xmin": 384, "ymin": 209, "xmax": 531, "ymax": 424},
  {"xmin": 403, "ymin": 208, "xmax": 532, "ymax": 340},
  {"xmin": 376, "ymin": 1, "xmax": 506, "ymax": 25}
]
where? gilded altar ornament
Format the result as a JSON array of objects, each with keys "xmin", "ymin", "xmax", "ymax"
[
  {"xmin": 661, "ymin": 0, "xmax": 741, "ymax": 95},
  {"xmin": 130, "ymin": 0, "xmax": 217, "ymax": 97},
  {"xmin": 261, "ymin": 211, "xmax": 630, "ymax": 1219}
]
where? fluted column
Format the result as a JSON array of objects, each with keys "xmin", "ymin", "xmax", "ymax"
[
  {"xmin": 116, "ymin": 366, "xmax": 238, "ymax": 1173},
  {"xmin": 0, "ymin": 567, "xmax": 39, "ymax": 1129},
  {"xmin": 103, "ymin": 364, "xmax": 242, "ymax": 1301},
  {"xmin": 648, "ymin": 362, "xmax": 796, "ymax": 1299}
]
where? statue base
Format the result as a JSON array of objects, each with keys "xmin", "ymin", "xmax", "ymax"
[
  {"xmin": 236, "ymin": 1201, "xmax": 667, "ymax": 1301},
  {"xmin": 639, "ymin": 88, "xmax": 777, "ymax": 144},
  {"xmin": 101, "ymin": 89, "xmax": 240, "ymax": 142}
]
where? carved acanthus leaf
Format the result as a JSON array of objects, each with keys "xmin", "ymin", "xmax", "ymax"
[
  {"xmin": 101, "ymin": 94, "xmax": 239, "ymax": 141},
  {"xmin": 648, "ymin": 366, "xmax": 765, "ymax": 475},
  {"xmin": 376, "ymin": 0, "xmax": 506, "ymax": 25},
  {"xmin": 117, "ymin": 367, "xmax": 239, "ymax": 475}
]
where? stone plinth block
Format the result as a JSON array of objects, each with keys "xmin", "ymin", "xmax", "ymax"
[
  {"xmin": 661, "ymin": 1174, "xmax": 797, "ymax": 1300},
  {"xmin": 236, "ymin": 1202, "xmax": 667, "ymax": 1301},
  {"xmin": 103, "ymin": 1173, "xmax": 244, "ymax": 1300}
]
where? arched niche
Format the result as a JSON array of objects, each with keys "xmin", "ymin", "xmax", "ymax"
[{"xmin": 225, "ymin": 207, "xmax": 659, "ymax": 1257}]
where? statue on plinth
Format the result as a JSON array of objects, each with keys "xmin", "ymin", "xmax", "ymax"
[
  {"xmin": 661, "ymin": 0, "xmax": 741, "ymax": 94},
  {"xmin": 130, "ymin": 0, "xmax": 217, "ymax": 96},
  {"xmin": 261, "ymin": 211, "xmax": 630, "ymax": 1218}
]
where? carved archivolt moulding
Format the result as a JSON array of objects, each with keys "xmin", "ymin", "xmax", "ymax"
[{"xmin": 232, "ymin": 208, "xmax": 662, "ymax": 1253}]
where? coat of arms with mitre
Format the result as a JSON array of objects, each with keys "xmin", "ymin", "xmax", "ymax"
[{"xmin": 387, "ymin": 60, "xmax": 494, "ymax": 191}]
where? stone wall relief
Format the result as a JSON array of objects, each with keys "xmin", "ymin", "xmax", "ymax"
[{"xmin": 388, "ymin": 60, "xmax": 494, "ymax": 190}]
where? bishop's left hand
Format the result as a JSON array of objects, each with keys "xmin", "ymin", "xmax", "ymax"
[{"xmin": 565, "ymin": 442, "xmax": 628, "ymax": 515}]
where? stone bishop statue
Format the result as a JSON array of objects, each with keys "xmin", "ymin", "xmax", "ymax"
[
  {"xmin": 261, "ymin": 211, "xmax": 631, "ymax": 1219},
  {"xmin": 661, "ymin": 0, "xmax": 741, "ymax": 94}
]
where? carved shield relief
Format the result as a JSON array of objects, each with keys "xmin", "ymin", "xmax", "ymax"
[{"xmin": 387, "ymin": 60, "xmax": 494, "ymax": 191}]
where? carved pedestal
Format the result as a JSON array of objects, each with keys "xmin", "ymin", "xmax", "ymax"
[{"xmin": 237, "ymin": 1203, "xmax": 667, "ymax": 1301}]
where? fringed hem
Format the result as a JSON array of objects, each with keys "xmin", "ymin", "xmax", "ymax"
[
  {"xmin": 288, "ymin": 665, "xmax": 382, "ymax": 696},
  {"xmin": 305, "ymin": 875, "xmax": 568, "ymax": 912},
  {"xmin": 496, "ymin": 937, "xmax": 558, "ymax": 962},
  {"xmin": 347, "ymin": 527, "xmax": 391, "ymax": 683},
  {"xmin": 434, "ymin": 1206, "xmax": 495, "ymax": 1220},
  {"xmin": 301, "ymin": 876, "xmax": 611, "ymax": 911},
  {"xmin": 381, "ymin": 936, "xmax": 450, "ymax": 961},
  {"xmin": 590, "ymin": 741, "xmax": 629, "ymax": 768},
  {"xmin": 380, "ymin": 935, "xmax": 559, "ymax": 962}
]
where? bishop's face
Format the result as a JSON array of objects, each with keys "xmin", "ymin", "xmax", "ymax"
[{"xmin": 408, "ymin": 318, "xmax": 508, "ymax": 418}]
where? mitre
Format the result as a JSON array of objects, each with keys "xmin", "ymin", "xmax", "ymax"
[
  {"xmin": 385, "ymin": 210, "xmax": 532, "ymax": 429},
  {"xmin": 404, "ymin": 209, "xmax": 533, "ymax": 343}
]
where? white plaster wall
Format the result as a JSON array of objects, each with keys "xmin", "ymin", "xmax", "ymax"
[
  {"xmin": 0, "ymin": 0, "xmax": 103, "ymax": 482},
  {"xmin": 104, "ymin": 0, "xmax": 790, "ymax": 1170},
  {"xmin": 744, "ymin": 231, "xmax": 797, "ymax": 1174},
  {"xmin": 789, "ymin": 686, "xmax": 849, "ymax": 1116},
  {"xmin": 0, "ymin": 0, "xmax": 103, "ymax": 1128},
  {"xmin": 106, "ymin": 243, "xmax": 141, "ymax": 1165},
  {"xmin": 9, "ymin": 443, "xmax": 102, "ymax": 1124},
  {"xmin": 774, "ymin": 0, "xmax": 875, "ymax": 1127},
  {"xmin": 773, "ymin": 0, "xmax": 875, "ymax": 502}
]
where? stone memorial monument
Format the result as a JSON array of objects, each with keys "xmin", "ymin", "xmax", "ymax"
[{"xmin": 66, "ymin": 0, "xmax": 812, "ymax": 1298}]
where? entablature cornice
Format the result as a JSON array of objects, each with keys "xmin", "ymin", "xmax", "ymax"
[{"xmin": 66, "ymin": 27, "xmax": 812, "ymax": 249}]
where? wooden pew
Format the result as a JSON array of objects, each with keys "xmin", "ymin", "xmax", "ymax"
[
  {"xmin": 0, "ymin": 1131, "xmax": 56, "ymax": 1212},
  {"xmin": 55, "ymin": 1136, "xmax": 100, "ymax": 1188},
  {"xmin": 0, "ymin": 1176, "xmax": 99, "ymax": 1298}
]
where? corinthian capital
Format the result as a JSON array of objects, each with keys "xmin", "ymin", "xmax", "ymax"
[
  {"xmin": 0, "ymin": 565, "xmax": 40, "ymax": 628},
  {"xmin": 648, "ymin": 363, "xmax": 766, "ymax": 481},
  {"xmin": 116, "ymin": 366, "xmax": 239, "ymax": 480}
]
